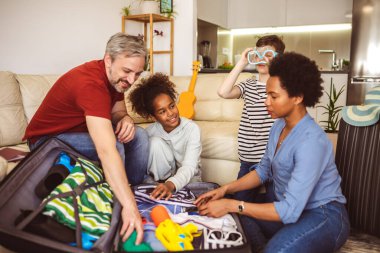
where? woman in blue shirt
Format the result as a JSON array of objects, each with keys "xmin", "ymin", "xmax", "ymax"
[{"xmin": 195, "ymin": 52, "xmax": 350, "ymax": 253}]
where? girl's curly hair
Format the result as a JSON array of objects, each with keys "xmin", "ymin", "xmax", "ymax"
[
  {"xmin": 269, "ymin": 52, "xmax": 323, "ymax": 107},
  {"xmin": 129, "ymin": 73, "xmax": 178, "ymax": 118}
]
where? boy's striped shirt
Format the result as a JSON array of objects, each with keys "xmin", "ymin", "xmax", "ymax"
[{"xmin": 236, "ymin": 78, "xmax": 275, "ymax": 163}]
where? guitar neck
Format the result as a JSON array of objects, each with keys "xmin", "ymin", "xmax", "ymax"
[{"xmin": 188, "ymin": 61, "xmax": 200, "ymax": 93}]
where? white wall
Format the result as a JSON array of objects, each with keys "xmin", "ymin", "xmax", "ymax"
[
  {"xmin": 0, "ymin": 0, "xmax": 196, "ymax": 76},
  {"xmin": 173, "ymin": 0, "xmax": 197, "ymax": 76}
]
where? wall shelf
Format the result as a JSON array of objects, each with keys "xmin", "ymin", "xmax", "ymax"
[{"xmin": 122, "ymin": 14, "xmax": 174, "ymax": 75}]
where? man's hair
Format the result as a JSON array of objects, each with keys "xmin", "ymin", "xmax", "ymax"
[
  {"xmin": 269, "ymin": 52, "xmax": 323, "ymax": 107},
  {"xmin": 256, "ymin": 35, "xmax": 285, "ymax": 54},
  {"xmin": 129, "ymin": 73, "xmax": 178, "ymax": 118},
  {"xmin": 105, "ymin": 32, "xmax": 147, "ymax": 61}
]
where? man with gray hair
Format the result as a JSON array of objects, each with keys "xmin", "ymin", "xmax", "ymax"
[{"xmin": 24, "ymin": 33, "xmax": 149, "ymax": 244}]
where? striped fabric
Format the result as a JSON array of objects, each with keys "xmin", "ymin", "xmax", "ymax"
[
  {"xmin": 342, "ymin": 86, "xmax": 380, "ymax": 127},
  {"xmin": 134, "ymin": 184, "xmax": 196, "ymax": 207},
  {"xmin": 236, "ymin": 78, "xmax": 275, "ymax": 163},
  {"xmin": 134, "ymin": 184, "xmax": 196, "ymax": 221},
  {"xmin": 43, "ymin": 158, "xmax": 113, "ymax": 236}
]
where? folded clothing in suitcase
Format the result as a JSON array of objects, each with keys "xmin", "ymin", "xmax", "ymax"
[
  {"xmin": 0, "ymin": 138, "xmax": 251, "ymax": 253},
  {"xmin": 0, "ymin": 138, "xmax": 120, "ymax": 253},
  {"xmin": 118, "ymin": 183, "xmax": 250, "ymax": 252}
]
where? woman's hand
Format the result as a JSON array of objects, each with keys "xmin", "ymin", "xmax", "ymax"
[
  {"xmin": 120, "ymin": 205, "xmax": 144, "ymax": 244},
  {"xmin": 194, "ymin": 185, "xmax": 228, "ymax": 207},
  {"xmin": 198, "ymin": 199, "xmax": 235, "ymax": 218},
  {"xmin": 151, "ymin": 182, "xmax": 175, "ymax": 200}
]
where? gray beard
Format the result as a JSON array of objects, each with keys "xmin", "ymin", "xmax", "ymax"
[
  {"xmin": 113, "ymin": 82, "xmax": 127, "ymax": 93},
  {"xmin": 108, "ymin": 68, "xmax": 127, "ymax": 93}
]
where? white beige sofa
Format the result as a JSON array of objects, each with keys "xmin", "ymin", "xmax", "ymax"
[{"xmin": 0, "ymin": 71, "xmax": 255, "ymax": 186}]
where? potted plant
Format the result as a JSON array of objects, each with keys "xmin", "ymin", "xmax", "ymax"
[
  {"xmin": 139, "ymin": 0, "xmax": 160, "ymax": 14},
  {"xmin": 318, "ymin": 78, "xmax": 345, "ymax": 152},
  {"xmin": 122, "ymin": 0, "xmax": 176, "ymax": 17},
  {"xmin": 318, "ymin": 78, "xmax": 345, "ymax": 133},
  {"xmin": 121, "ymin": 5, "xmax": 132, "ymax": 16}
]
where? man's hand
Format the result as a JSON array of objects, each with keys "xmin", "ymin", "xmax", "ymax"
[
  {"xmin": 150, "ymin": 182, "xmax": 176, "ymax": 200},
  {"xmin": 115, "ymin": 115, "xmax": 135, "ymax": 143},
  {"xmin": 120, "ymin": 205, "xmax": 144, "ymax": 244},
  {"xmin": 86, "ymin": 116, "xmax": 143, "ymax": 243}
]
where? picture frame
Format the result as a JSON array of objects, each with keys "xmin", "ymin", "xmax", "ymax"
[{"xmin": 160, "ymin": 0, "xmax": 173, "ymax": 13}]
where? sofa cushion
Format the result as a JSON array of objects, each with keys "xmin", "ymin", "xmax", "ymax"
[
  {"xmin": 201, "ymin": 158, "xmax": 240, "ymax": 186},
  {"xmin": 124, "ymin": 93, "xmax": 154, "ymax": 124},
  {"xmin": 16, "ymin": 74, "xmax": 60, "ymax": 122},
  {"xmin": 195, "ymin": 100, "xmax": 244, "ymax": 121},
  {"xmin": 0, "ymin": 71, "xmax": 28, "ymax": 146},
  {"xmin": 196, "ymin": 121, "xmax": 240, "ymax": 162}
]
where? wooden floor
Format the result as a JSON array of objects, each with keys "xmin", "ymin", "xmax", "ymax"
[{"xmin": 338, "ymin": 230, "xmax": 380, "ymax": 253}]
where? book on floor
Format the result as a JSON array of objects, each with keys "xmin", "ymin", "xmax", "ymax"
[{"xmin": 0, "ymin": 147, "xmax": 29, "ymax": 162}]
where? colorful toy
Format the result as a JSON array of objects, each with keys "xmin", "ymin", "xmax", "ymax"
[
  {"xmin": 55, "ymin": 152, "xmax": 75, "ymax": 172},
  {"xmin": 119, "ymin": 230, "xmax": 152, "ymax": 252},
  {"xmin": 69, "ymin": 232, "xmax": 99, "ymax": 250},
  {"xmin": 247, "ymin": 48, "xmax": 278, "ymax": 65},
  {"xmin": 151, "ymin": 205, "xmax": 198, "ymax": 251}
]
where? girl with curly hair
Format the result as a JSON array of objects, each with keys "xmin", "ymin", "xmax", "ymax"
[
  {"xmin": 195, "ymin": 52, "xmax": 349, "ymax": 253},
  {"xmin": 129, "ymin": 73, "xmax": 202, "ymax": 200}
]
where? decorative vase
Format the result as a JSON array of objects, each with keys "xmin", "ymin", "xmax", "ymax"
[
  {"xmin": 129, "ymin": 6, "xmax": 142, "ymax": 15},
  {"xmin": 141, "ymin": 1, "xmax": 160, "ymax": 14},
  {"xmin": 327, "ymin": 132, "xmax": 338, "ymax": 155}
]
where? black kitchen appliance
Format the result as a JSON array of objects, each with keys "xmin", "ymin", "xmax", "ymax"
[
  {"xmin": 337, "ymin": 0, "xmax": 380, "ymax": 237},
  {"xmin": 200, "ymin": 40, "xmax": 212, "ymax": 69}
]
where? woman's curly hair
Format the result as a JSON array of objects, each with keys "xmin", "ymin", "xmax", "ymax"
[
  {"xmin": 129, "ymin": 73, "xmax": 178, "ymax": 118},
  {"xmin": 269, "ymin": 52, "xmax": 323, "ymax": 107}
]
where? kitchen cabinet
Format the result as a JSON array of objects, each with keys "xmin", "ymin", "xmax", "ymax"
[
  {"xmin": 286, "ymin": 0, "xmax": 352, "ymax": 26},
  {"xmin": 198, "ymin": 0, "xmax": 352, "ymax": 29},
  {"xmin": 198, "ymin": 0, "xmax": 228, "ymax": 28},
  {"xmin": 227, "ymin": 0, "xmax": 286, "ymax": 28}
]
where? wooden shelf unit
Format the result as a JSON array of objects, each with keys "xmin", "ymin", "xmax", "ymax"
[{"xmin": 122, "ymin": 14, "xmax": 174, "ymax": 75}]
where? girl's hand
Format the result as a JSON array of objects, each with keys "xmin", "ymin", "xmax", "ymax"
[{"xmin": 151, "ymin": 182, "xmax": 175, "ymax": 200}]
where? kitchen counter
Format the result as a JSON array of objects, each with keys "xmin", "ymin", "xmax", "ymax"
[{"xmin": 199, "ymin": 68, "xmax": 349, "ymax": 74}]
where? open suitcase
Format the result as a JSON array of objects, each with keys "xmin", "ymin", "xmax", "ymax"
[{"xmin": 0, "ymin": 138, "xmax": 251, "ymax": 253}]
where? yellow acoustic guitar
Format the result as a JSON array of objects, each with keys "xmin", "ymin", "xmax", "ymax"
[{"xmin": 177, "ymin": 61, "xmax": 201, "ymax": 119}]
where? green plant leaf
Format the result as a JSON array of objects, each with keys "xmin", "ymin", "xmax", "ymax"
[{"xmin": 318, "ymin": 78, "xmax": 345, "ymax": 132}]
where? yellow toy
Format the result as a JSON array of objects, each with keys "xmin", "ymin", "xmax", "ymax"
[{"xmin": 151, "ymin": 205, "xmax": 198, "ymax": 251}]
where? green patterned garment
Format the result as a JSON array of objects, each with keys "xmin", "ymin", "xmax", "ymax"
[{"xmin": 43, "ymin": 158, "xmax": 113, "ymax": 236}]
